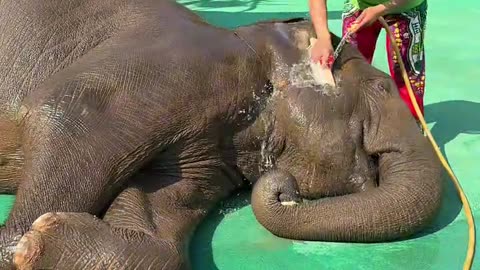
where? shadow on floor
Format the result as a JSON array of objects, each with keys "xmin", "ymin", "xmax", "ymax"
[
  {"xmin": 188, "ymin": 10, "xmax": 342, "ymax": 29},
  {"xmin": 180, "ymin": 0, "xmax": 270, "ymax": 12},
  {"xmin": 424, "ymin": 100, "xmax": 480, "ymax": 145},
  {"xmin": 412, "ymin": 100, "xmax": 480, "ymax": 236},
  {"xmin": 190, "ymin": 191, "xmax": 252, "ymax": 270},
  {"xmin": 180, "ymin": 0, "xmax": 341, "ymax": 15}
]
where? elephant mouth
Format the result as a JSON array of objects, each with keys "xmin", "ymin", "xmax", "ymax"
[{"xmin": 278, "ymin": 191, "xmax": 302, "ymax": 205}]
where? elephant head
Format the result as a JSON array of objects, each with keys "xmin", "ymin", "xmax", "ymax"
[{"xmin": 236, "ymin": 18, "xmax": 442, "ymax": 243}]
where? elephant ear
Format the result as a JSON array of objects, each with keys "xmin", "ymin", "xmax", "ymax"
[
  {"xmin": 362, "ymin": 76, "xmax": 423, "ymax": 155},
  {"xmin": 361, "ymin": 75, "xmax": 442, "ymax": 232}
]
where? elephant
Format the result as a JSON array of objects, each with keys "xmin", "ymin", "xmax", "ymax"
[{"xmin": 0, "ymin": 0, "xmax": 442, "ymax": 269}]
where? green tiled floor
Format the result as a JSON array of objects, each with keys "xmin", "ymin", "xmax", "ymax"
[{"xmin": 1, "ymin": 1, "xmax": 479, "ymax": 269}]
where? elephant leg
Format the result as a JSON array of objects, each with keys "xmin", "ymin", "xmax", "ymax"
[
  {"xmin": 13, "ymin": 211, "xmax": 181, "ymax": 270},
  {"xmin": 13, "ymin": 168, "xmax": 231, "ymax": 270},
  {"xmin": 0, "ymin": 108, "xmax": 168, "ymax": 267}
]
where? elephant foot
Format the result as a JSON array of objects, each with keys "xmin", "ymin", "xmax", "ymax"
[
  {"xmin": 14, "ymin": 212, "xmax": 118, "ymax": 269},
  {"xmin": 14, "ymin": 212, "xmax": 184, "ymax": 270}
]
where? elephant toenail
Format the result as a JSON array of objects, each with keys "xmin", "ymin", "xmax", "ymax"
[
  {"xmin": 14, "ymin": 231, "xmax": 42, "ymax": 269},
  {"xmin": 32, "ymin": 212, "xmax": 61, "ymax": 232}
]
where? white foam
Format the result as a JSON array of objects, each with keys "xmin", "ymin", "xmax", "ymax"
[{"xmin": 288, "ymin": 58, "xmax": 342, "ymax": 96}]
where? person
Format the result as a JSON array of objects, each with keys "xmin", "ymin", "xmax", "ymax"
[{"xmin": 309, "ymin": 0, "xmax": 428, "ymax": 122}]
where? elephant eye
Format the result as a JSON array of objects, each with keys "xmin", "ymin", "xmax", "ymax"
[
  {"xmin": 365, "ymin": 78, "xmax": 391, "ymax": 93},
  {"xmin": 377, "ymin": 82, "xmax": 386, "ymax": 92}
]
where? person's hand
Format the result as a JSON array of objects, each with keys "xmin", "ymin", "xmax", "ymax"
[
  {"xmin": 310, "ymin": 35, "xmax": 334, "ymax": 68},
  {"xmin": 351, "ymin": 4, "xmax": 387, "ymax": 33}
]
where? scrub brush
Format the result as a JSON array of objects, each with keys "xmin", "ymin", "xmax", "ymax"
[
  {"xmin": 308, "ymin": 37, "xmax": 336, "ymax": 87},
  {"xmin": 308, "ymin": 30, "xmax": 353, "ymax": 87}
]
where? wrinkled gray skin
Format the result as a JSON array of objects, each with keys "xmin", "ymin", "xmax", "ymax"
[{"xmin": 0, "ymin": 0, "xmax": 442, "ymax": 269}]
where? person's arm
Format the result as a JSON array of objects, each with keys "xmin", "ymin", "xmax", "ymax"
[
  {"xmin": 309, "ymin": 0, "xmax": 330, "ymax": 40},
  {"xmin": 352, "ymin": 0, "xmax": 417, "ymax": 32},
  {"xmin": 308, "ymin": 0, "xmax": 334, "ymax": 66}
]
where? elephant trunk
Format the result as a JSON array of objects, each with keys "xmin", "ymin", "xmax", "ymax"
[{"xmin": 251, "ymin": 149, "xmax": 442, "ymax": 242}]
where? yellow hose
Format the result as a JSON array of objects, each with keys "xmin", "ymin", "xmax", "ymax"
[{"xmin": 376, "ymin": 16, "xmax": 476, "ymax": 270}]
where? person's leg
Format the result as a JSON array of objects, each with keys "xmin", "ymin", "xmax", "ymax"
[
  {"xmin": 341, "ymin": 1, "xmax": 382, "ymax": 64},
  {"xmin": 384, "ymin": 1, "xmax": 428, "ymax": 122}
]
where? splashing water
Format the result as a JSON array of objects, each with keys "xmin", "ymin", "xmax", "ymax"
[
  {"xmin": 260, "ymin": 139, "xmax": 275, "ymax": 172},
  {"xmin": 217, "ymin": 192, "xmax": 250, "ymax": 216},
  {"xmin": 258, "ymin": 113, "xmax": 277, "ymax": 174},
  {"xmin": 288, "ymin": 58, "xmax": 342, "ymax": 96}
]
